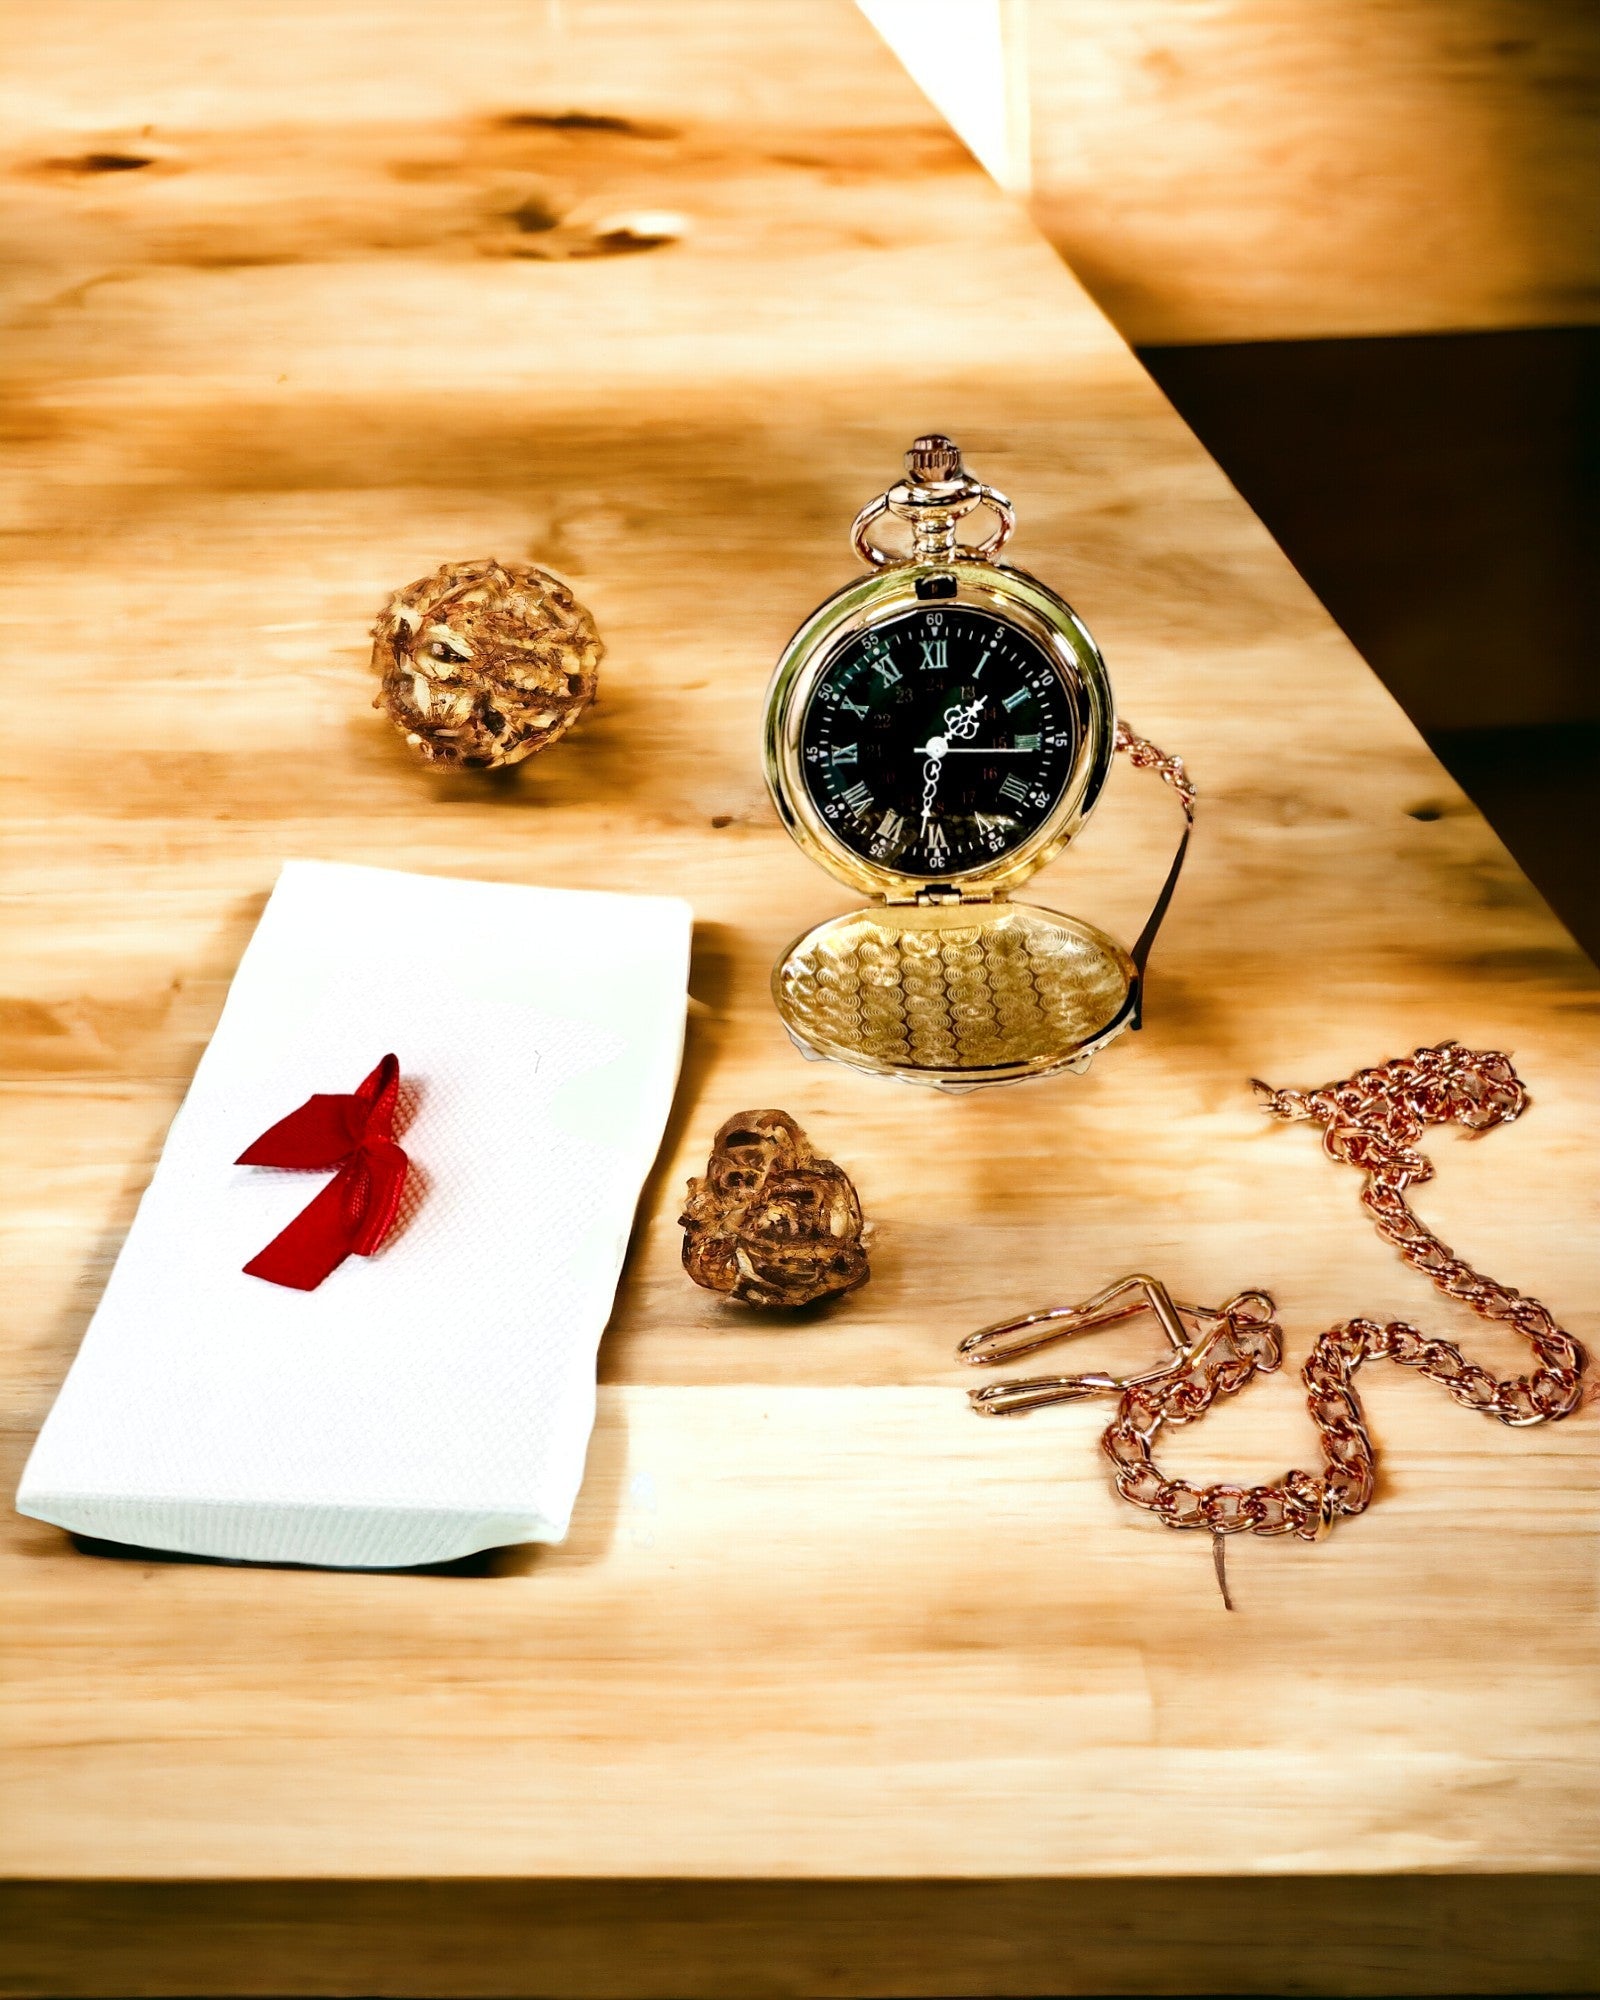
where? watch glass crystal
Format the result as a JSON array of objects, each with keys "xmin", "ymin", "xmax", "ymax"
[{"xmin": 798, "ymin": 606, "xmax": 1076, "ymax": 877}]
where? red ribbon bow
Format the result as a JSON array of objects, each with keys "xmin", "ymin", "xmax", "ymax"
[{"xmin": 236, "ymin": 1054, "xmax": 409, "ymax": 1291}]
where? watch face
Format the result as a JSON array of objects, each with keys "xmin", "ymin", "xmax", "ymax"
[{"xmin": 798, "ymin": 606, "xmax": 1078, "ymax": 877}]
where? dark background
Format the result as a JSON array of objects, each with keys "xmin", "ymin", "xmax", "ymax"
[{"xmin": 1141, "ymin": 326, "xmax": 1600, "ymax": 956}]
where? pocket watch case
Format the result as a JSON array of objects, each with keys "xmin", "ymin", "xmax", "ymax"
[
  {"xmin": 774, "ymin": 899, "xmax": 1138, "ymax": 1090},
  {"xmin": 763, "ymin": 436, "xmax": 1192, "ymax": 1092}
]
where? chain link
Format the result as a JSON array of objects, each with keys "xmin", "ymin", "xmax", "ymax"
[
  {"xmin": 1115, "ymin": 719, "xmax": 1196, "ymax": 824},
  {"xmin": 1102, "ymin": 1043, "xmax": 1588, "ymax": 1540}
]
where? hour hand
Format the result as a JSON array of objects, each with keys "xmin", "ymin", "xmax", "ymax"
[{"xmin": 945, "ymin": 695, "xmax": 986, "ymax": 741}]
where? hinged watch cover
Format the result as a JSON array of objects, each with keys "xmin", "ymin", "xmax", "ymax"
[{"xmin": 762, "ymin": 436, "xmax": 1192, "ymax": 1091}]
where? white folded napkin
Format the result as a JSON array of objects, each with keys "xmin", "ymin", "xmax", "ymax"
[{"xmin": 17, "ymin": 860, "xmax": 692, "ymax": 1568}]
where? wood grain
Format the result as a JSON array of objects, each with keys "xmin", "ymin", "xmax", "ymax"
[
  {"xmin": 1, "ymin": 0, "xmax": 1597, "ymax": 1992},
  {"xmin": 1022, "ymin": 0, "xmax": 1600, "ymax": 343},
  {"xmin": 4, "ymin": 1877, "xmax": 1599, "ymax": 1999}
]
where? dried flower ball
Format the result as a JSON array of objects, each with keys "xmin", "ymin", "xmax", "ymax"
[
  {"xmin": 371, "ymin": 557, "xmax": 602, "ymax": 769},
  {"xmin": 681, "ymin": 1109, "xmax": 870, "ymax": 1309}
]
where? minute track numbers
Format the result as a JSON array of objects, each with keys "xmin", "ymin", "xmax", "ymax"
[{"xmin": 800, "ymin": 606, "xmax": 1075, "ymax": 876}]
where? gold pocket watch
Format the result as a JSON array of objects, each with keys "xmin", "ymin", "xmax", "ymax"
[{"xmin": 762, "ymin": 436, "xmax": 1194, "ymax": 1092}]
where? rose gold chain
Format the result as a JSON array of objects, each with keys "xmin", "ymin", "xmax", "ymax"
[
  {"xmin": 1101, "ymin": 1043, "xmax": 1588, "ymax": 1542},
  {"xmin": 1115, "ymin": 719, "xmax": 1196, "ymax": 823}
]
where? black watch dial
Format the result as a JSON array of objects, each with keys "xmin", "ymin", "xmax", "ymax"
[{"xmin": 799, "ymin": 606, "xmax": 1078, "ymax": 877}]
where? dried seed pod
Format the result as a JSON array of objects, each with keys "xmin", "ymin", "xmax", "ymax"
[
  {"xmin": 371, "ymin": 557, "xmax": 602, "ymax": 769},
  {"xmin": 680, "ymin": 1109, "xmax": 869, "ymax": 1308}
]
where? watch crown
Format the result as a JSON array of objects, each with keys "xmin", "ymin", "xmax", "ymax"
[{"xmin": 905, "ymin": 434, "xmax": 964, "ymax": 485}]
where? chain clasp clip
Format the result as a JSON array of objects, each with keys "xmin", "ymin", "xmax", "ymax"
[{"xmin": 959, "ymin": 1273, "xmax": 1239, "ymax": 1416}]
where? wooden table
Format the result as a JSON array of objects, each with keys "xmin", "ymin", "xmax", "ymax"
[
  {"xmin": 3, "ymin": 2, "xmax": 1596, "ymax": 1992},
  {"xmin": 1021, "ymin": 0, "xmax": 1600, "ymax": 345}
]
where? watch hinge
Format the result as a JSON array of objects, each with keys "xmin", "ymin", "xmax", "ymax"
[{"xmin": 912, "ymin": 884, "xmax": 993, "ymax": 907}]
